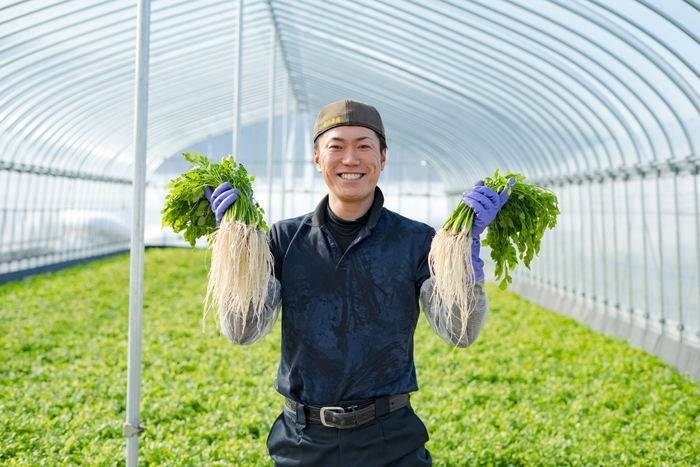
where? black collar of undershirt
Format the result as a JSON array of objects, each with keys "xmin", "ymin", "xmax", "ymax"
[{"xmin": 311, "ymin": 186, "xmax": 385, "ymax": 229}]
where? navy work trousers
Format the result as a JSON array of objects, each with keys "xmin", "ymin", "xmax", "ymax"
[{"xmin": 266, "ymin": 398, "xmax": 432, "ymax": 467}]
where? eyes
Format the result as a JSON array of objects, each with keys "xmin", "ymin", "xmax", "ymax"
[{"xmin": 328, "ymin": 143, "xmax": 372, "ymax": 150}]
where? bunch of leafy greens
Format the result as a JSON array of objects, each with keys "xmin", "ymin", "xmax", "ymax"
[
  {"xmin": 161, "ymin": 152, "xmax": 268, "ymax": 247},
  {"xmin": 442, "ymin": 169, "xmax": 559, "ymax": 290}
]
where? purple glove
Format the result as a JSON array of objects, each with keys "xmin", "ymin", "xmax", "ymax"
[
  {"xmin": 204, "ymin": 182, "xmax": 238, "ymax": 226},
  {"xmin": 471, "ymin": 236, "xmax": 485, "ymax": 283},
  {"xmin": 462, "ymin": 178, "xmax": 515, "ymax": 238}
]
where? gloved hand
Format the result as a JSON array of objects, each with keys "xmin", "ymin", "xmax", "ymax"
[
  {"xmin": 204, "ymin": 182, "xmax": 238, "ymax": 226},
  {"xmin": 462, "ymin": 178, "xmax": 515, "ymax": 238}
]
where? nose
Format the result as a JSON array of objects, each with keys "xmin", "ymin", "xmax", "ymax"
[{"xmin": 341, "ymin": 148, "xmax": 360, "ymax": 165}]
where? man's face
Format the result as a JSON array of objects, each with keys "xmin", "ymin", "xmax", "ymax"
[{"xmin": 314, "ymin": 126, "xmax": 386, "ymax": 207}]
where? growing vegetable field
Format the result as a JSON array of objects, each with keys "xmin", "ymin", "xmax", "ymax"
[{"xmin": 1, "ymin": 249, "xmax": 699, "ymax": 466}]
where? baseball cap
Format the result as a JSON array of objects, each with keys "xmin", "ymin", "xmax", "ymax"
[{"xmin": 313, "ymin": 99, "xmax": 385, "ymax": 142}]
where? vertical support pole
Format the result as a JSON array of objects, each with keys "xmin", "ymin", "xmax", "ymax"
[
  {"xmin": 59, "ymin": 175, "xmax": 74, "ymax": 264},
  {"xmin": 569, "ymin": 182, "xmax": 575, "ymax": 297},
  {"xmin": 624, "ymin": 173, "xmax": 633, "ymax": 315},
  {"xmin": 232, "ymin": 0, "xmax": 243, "ymax": 162},
  {"xmin": 548, "ymin": 181, "xmax": 554, "ymax": 289},
  {"xmin": 599, "ymin": 177, "xmax": 608, "ymax": 313},
  {"xmin": 41, "ymin": 174, "xmax": 58, "ymax": 266},
  {"xmin": 88, "ymin": 179, "xmax": 98, "ymax": 257},
  {"xmin": 289, "ymin": 107, "xmax": 297, "ymax": 215},
  {"xmin": 266, "ymin": 26, "xmax": 276, "ymax": 223},
  {"xmin": 609, "ymin": 176, "xmax": 620, "ymax": 317},
  {"xmin": 588, "ymin": 179, "xmax": 595, "ymax": 307},
  {"xmin": 640, "ymin": 171, "xmax": 650, "ymax": 325},
  {"xmin": 578, "ymin": 179, "xmax": 593, "ymax": 305},
  {"xmin": 162, "ymin": 157, "xmax": 168, "ymax": 246},
  {"xmin": 124, "ymin": 0, "xmax": 150, "ymax": 465},
  {"xmin": 655, "ymin": 171, "xmax": 665, "ymax": 331},
  {"xmin": 544, "ymin": 182, "xmax": 550, "ymax": 286},
  {"xmin": 17, "ymin": 172, "xmax": 34, "ymax": 270},
  {"xmin": 574, "ymin": 181, "xmax": 582, "ymax": 302},
  {"xmin": 553, "ymin": 182, "xmax": 560, "ymax": 292},
  {"xmin": 280, "ymin": 76, "xmax": 288, "ymax": 219},
  {"xmin": 0, "ymin": 170, "xmax": 13, "ymax": 271},
  {"xmin": 9, "ymin": 172, "xmax": 25, "ymax": 271},
  {"xmin": 694, "ymin": 164, "xmax": 700, "ymax": 341},
  {"xmin": 673, "ymin": 166, "xmax": 682, "ymax": 340}
]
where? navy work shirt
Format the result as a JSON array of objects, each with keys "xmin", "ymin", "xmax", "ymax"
[{"xmin": 269, "ymin": 188, "xmax": 435, "ymax": 406}]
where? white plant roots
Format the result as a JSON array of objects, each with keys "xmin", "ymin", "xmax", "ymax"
[
  {"xmin": 428, "ymin": 229, "xmax": 476, "ymax": 342},
  {"xmin": 205, "ymin": 219, "xmax": 272, "ymax": 336}
]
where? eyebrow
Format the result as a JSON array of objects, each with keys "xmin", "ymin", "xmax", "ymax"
[{"xmin": 328, "ymin": 136, "xmax": 373, "ymax": 142}]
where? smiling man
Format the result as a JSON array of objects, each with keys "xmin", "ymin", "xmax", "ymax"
[{"xmin": 208, "ymin": 99, "xmax": 510, "ymax": 466}]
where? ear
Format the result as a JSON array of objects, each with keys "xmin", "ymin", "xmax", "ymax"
[
  {"xmin": 380, "ymin": 149, "xmax": 387, "ymax": 171},
  {"xmin": 314, "ymin": 151, "xmax": 322, "ymax": 172}
]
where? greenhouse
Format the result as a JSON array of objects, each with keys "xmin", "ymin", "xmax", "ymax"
[{"xmin": 1, "ymin": 0, "xmax": 700, "ymax": 466}]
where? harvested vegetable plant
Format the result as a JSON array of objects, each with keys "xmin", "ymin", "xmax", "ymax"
[
  {"xmin": 161, "ymin": 152, "xmax": 272, "ymax": 334},
  {"xmin": 429, "ymin": 170, "xmax": 560, "ymax": 342}
]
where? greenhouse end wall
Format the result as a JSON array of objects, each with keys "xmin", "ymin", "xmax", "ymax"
[{"xmin": 485, "ymin": 161, "xmax": 700, "ymax": 380}]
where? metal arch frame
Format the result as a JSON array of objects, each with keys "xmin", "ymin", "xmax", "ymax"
[
  {"xmin": 439, "ymin": 0, "xmax": 660, "ymax": 167},
  {"xmin": 277, "ymin": 0, "xmax": 562, "ymax": 177},
  {"xmin": 290, "ymin": 46, "xmax": 552, "ymax": 179},
  {"xmin": 299, "ymin": 2, "xmax": 568, "ymax": 177},
  {"xmin": 296, "ymin": 65, "xmax": 548, "ymax": 186},
  {"xmin": 2, "ymin": 43, "xmax": 139, "ymax": 165},
  {"xmin": 3, "ymin": 0, "xmax": 698, "ymax": 184},
  {"xmin": 597, "ymin": 0, "xmax": 700, "ymax": 155},
  {"xmin": 553, "ymin": 0, "xmax": 694, "ymax": 156},
  {"xmin": 392, "ymin": 0, "xmax": 620, "ymax": 170},
  {"xmin": 0, "ymin": 1, "xmax": 132, "ymax": 51},
  {"xmin": 0, "ymin": 19, "xmax": 135, "ymax": 115},
  {"xmin": 275, "ymin": 18, "xmax": 553, "ymax": 179},
  {"xmin": 293, "ymin": 75, "xmax": 497, "ymax": 190},
  {"xmin": 342, "ymin": 0, "xmax": 584, "ymax": 173},
  {"xmin": 292, "ymin": 70, "xmax": 544, "ymax": 186},
  {"xmin": 380, "ymin": 0, "xmax": 616, "ymax": 171},
  {"xmin": 0, "ymin": 19, "xmax": 136, "ymax": 153},
  {"xmin": 133, "ymin": 10, "xmax": 286, "ymax": 177},
  {"xmin": 496, "ymin": 0, "xmax": 681, "ymax": 162},
  {"xmin": 0, "ymin": 0, "xmax": 274, "ymax": 177},
  {"xmin": 7, "ymin": 16, "xmax": 262, "ymax": 174},
  {"xmin": 266, "ymin": 0, "xmax": 300, "ymax": 108},
  {"xmin": 369, "ymin": 10, "xmax": 606, "ymax": 175},
  {"xmin": 28, "ymin": 80, "xmax": 135, "ymax": 172},
  {"xmin": 277, "ymin": 0, "xmax": 623, "ymax": 178},
  {"xmin": 387, "ymin": 106, "xmax": 518, "ymax": 190}
]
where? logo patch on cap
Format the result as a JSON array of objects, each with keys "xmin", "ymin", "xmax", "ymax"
[{"xmin": 323, "ymin": 116, "xmax": 342, "ymax": 127}]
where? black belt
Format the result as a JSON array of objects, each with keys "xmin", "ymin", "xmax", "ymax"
[{"xmin": 284, "ymin": 394, "xmax": 410, "ymax": 429}]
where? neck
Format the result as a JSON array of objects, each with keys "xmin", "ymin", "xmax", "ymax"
[{"xmin": 328, "ymin": 193, "xmax": 375, "ymax": 220}]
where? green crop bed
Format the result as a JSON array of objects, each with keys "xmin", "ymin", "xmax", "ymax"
[{"xmin": 1, "ymin": 249, "xmax": 699, "ymax": 466}]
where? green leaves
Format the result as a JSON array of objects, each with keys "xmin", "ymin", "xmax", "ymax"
[
  {"xmin": 161, "ymin": 152, "xmax": 268, "ymax": 248},
  {"xmin": 440, "ymin": 169, "xmax": 559, "ymax": 289},
  {"xmin": 481, "ymin": 169, "xmax": 560, "ymax": 289}
]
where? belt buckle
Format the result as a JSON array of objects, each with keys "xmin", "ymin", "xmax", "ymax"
[{"xmin": 319, "ymin": 406, "xmax": 345, "ymax": 428}]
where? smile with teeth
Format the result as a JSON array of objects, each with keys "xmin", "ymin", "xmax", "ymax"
[{"xmin": 339, "ymin": 173, "xmax": 364, "ymax": 180}]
